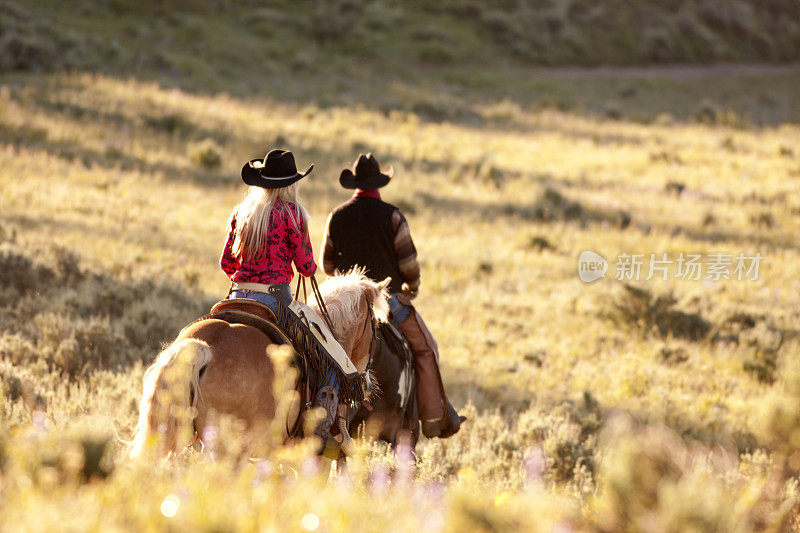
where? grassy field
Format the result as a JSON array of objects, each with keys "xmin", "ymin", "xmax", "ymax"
[{"xmin": 3, "ymin": 0, "xmax": 800, "ymax": 531}]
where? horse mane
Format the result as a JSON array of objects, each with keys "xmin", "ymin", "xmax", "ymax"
[{"xmin": 310, "ymin": 268, "xmax": 390, "ymax": 340}]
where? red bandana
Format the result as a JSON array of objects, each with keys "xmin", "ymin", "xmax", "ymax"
[{"xmin": 354, "ymin": 189, "xmax": 381, "ymax": 199}]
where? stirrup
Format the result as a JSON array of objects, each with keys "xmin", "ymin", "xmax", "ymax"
[{"xmin": 312, "ymin": 385, "xmax": 338, "ymax": 439}]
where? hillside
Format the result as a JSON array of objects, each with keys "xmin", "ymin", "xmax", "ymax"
[{"xmin": 3, "ymin": 0, "xmax": 800, "ymax": 93}]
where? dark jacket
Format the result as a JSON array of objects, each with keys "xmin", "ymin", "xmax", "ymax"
[{"xmin": 321, "ymin": 195, "xmax": 420, "ymax": 295}]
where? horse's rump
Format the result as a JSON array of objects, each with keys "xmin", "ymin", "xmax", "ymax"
[
  {"xmin": 210, "ymin": 297, "xmax": 365, "ymax": 405},
  {"xmin": 187, "ymin": 320, "xmax": 295, "ymax": 434},
  {"xmin": 129, "ymin": 317, "xmax": 304, "ymax": 458}
]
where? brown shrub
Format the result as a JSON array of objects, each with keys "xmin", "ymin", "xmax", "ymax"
[
  {"xmin": 1, "ymin": 245, "xmax": 210, "ymax": 378},
  {"xmin": 604, "ymin": 284, "xmax": 711, "ymax": 341},
  {"xmin": 188, "ymin": 138, "xmax": 223, "ymax": 170}
]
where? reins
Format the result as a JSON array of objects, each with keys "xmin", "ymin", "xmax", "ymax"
[
  {"xmin": 294, "ymin": 275, "xmax": 307, "ymax": 304},
  {"xmin": 310, "ymin": 276, "xmax": 336, "ymax": 335},
  {"xmin": 295, "ymin": 274, "xmax": 379, "ymax": 379},
  {"xmin": 295, "ymin": 276, "xmax": 337, "ymax": 336},
  {"xmin": 361, "ymin": 299, "xmax": 377, "ymax": 377}
]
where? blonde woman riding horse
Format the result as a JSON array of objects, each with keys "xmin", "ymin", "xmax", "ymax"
[{"xmin": 129, "ymin": 149, "xmax": 389, "ymax": 458}]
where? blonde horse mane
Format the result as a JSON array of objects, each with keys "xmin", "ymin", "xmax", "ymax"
[{"xmin": 310, "ymin": 268, "xmax": 390, "ymax": 341}]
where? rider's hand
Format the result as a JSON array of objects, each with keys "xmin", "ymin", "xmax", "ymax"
[{"xmin": 400, "ymin": 283, "xmax": 418, "ymax": 301}]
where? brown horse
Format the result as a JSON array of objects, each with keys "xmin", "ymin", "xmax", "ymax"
[
  {"xmin": 129, "ymin": 270, "xmax": 389, "ymax": 458},
  {"xmin": 349, "ymin": 322, "xmax": 420, "ymax": 448}
]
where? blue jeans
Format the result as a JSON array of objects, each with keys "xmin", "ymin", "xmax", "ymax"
[
  {"xmin": 388, "ymin": 294, "xmax": 412, "ymax": 325},
  {"xmin": 229, "ymin": 290, "xmax": 282, "ymax": 317},
  {"xmin": 229, "ymin": 283, "xmax": 292, "ymax": 317}
]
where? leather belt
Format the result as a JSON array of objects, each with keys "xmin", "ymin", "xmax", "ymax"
[{"xmin": 230, "ymin": 281, "xmax": 282, "ymax": 293}]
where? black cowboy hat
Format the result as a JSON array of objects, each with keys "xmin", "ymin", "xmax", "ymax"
[
  {"xmin": 339, "ymin": 153, "xmax": 393, "ymax": 189},
  {"xmin": 241, "ymin": 149, "xmax": 313, "ymax": 189}
]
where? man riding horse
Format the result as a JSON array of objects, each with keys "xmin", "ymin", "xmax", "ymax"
[{"xmin": 320, "ymin": 154, "xmax": 464, "ymax": 439}]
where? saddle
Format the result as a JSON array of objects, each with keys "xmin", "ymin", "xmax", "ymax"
[
  {"xmin": 207, "ymin": 299, "xmax": 290, "ymax": 344},
  {"xmin": 211, "ymin": 298, "xmax": 277, "ymax": 322}
]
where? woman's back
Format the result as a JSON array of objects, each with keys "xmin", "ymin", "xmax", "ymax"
[{"xmin": 221, "ymin": 198, "xmax": 316, "ymax": 284}]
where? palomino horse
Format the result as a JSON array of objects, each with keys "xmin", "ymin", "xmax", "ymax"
[{"xmin": 129, "ymin": 270, "xmax": 389, "ymax": 458}]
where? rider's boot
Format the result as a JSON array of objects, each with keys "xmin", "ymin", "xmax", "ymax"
[{"xmin": 397, "ymin": 309, "xmax": 465, "ymax": 439}]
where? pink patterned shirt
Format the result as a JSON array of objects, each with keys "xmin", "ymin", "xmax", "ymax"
[{"xmin": 220, "ymin": 200, "xmax": 317, "ymax": 284}]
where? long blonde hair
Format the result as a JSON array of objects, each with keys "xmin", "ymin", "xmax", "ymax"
[{"xmin": 231, "ymin": 184, "xmax": 309, "ymax": 261}]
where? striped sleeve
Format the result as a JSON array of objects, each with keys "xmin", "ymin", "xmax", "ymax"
[
  {"xmin": 320, "ymin": 212, "xmax": 336, "ymax": 276},
  {"xmin": 391, "ymin": 209, "xmax": 420, "ymax": 296}
]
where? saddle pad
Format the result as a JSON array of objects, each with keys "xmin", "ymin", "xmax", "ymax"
[
  {"xmin": 204, "ymin": 309, "xmax": 291, "ymax": 346},
  {"xmin": 378, "ymin": 322, "xmax": 413, "ymax": 363}
]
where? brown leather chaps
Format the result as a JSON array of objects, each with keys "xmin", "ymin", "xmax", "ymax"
[{"xmin": 396, "ymin": 307, "xmax": 453, "ymax": 437}]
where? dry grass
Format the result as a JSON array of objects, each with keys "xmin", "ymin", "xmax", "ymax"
[{"xmin": 2, "ymin": 67, "xmax": 800, "ymax": 530}]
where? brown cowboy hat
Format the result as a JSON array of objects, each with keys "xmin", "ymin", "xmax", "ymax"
[
  {"xmin": 241, "ymin": 149, "xmax": 313, "ymax": 189},
  {"xmin": 339, "ymin": 153, "xmax": 393, "ymax": 189}
]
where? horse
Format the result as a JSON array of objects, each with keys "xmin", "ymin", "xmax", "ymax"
[
  {"xmin": 129, "ymin": 270, "xmax": 390, "ymax": 459},
  {"xmin": 349, "ymin": 322, "xmax": 420, "ymax": 448}
]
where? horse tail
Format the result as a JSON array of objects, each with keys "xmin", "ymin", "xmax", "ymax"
[{"xmin": 129, "ymin": 338, "xmax": 213, "ymax": 459}]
